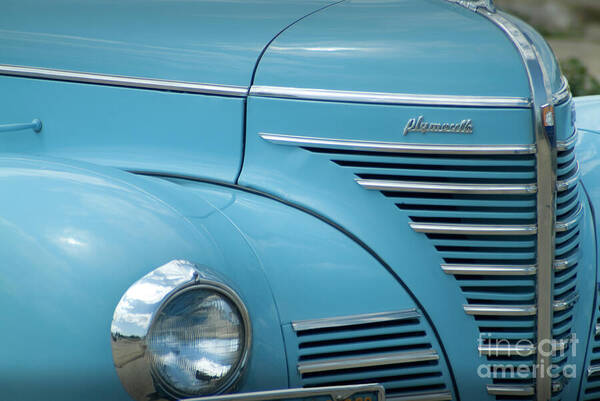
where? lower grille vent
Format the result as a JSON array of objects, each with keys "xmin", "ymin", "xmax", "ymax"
[{"xmin": 290, "ymin": 310, "xmax": 453, "ymax": 401}]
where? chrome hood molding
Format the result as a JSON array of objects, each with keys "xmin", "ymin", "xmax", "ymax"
[
  {"xmin": 445, "ymin": 0, "xmax": 496, "ymax": 13},
  {"xmin": 250, "ymin": 85, "xmax": 531, "ymax": 108},
  {"xmin": 0, "ymin": 64, "xmax": 248, "ymax": 97},
  {"xmin": 0, "ymin": 62, "xmax": 570, "ymax": 108}
]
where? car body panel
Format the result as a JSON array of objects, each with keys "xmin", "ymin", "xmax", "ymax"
[
  {"xmin": 240, "ymin": 94, "xmax": 594, "ymax": 399},
  {"xmin": 575, "ymin": 95, "xmax": 600, "ymax": 134},
  {"xmin": 1, "ymin": 0, "xmax": 332, "ymax": 87},
  {"xmin": 0, "ymin": 75, "xmax": 244, "ymax": 181},
  {"xmin": 253, "ymin": 1, "xmax": 561, "ymax": 98},
  {"xmin": 574, "ymin": 127, "xmax": 600, "ymax": 400},
  {"xmin": 0, "ymin": 1, "xmax": 598, "ymax": 400},
  {"xmin": 0, "ymin": 157, "xmax": 288, "ymax": 401},
  {"xmin": 160, "ymin": 178, "xmax": 456, "ymax": 399}
]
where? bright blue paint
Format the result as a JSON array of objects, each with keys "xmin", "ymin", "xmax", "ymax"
[
  {"xmin": 0, "ymin": 157, "xmax": 288, "ymax": 400},
  {"xmin": 241, "ymin": 96, "xmax": 522, "ymax": 400},
  {"xmin": 0, "ymin": 75, "xmax": 244, "ymax": 182},
  {"xmin": 254, "ymin": 1, "xmax": 532, "ymax": 97},
  {"xmin": 575, "ymin": 96, "xmax": 600, "ymax": 133},
  {"xmin": 1, "ymin": 0, "xmax": 331, "ymax": 87},
  {"xmin": 573, "ymin": 129, "xmax": 600, "ymax": 400},
  {"xmin": 0, "ymin": 1, "xmax": 594, "ymax": 400},
  {"xmin": 555, "ymin": 97, "xmax": 576, "ymax": 141},
  {"xmin": 167, "ymin": 179, "xmax": 455, "ymax": 398}
]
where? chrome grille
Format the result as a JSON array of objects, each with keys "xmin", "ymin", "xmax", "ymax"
[
  {"xmin": 288, "ymin": 310, "xmax": 454, "ymax": 401},
  {"xmin": 261, "ymin": 129, "xmax": 581, "ymax": 399},
  {"xmin": 342, "ymin": 147, "xmax": 540, "ymax": 398}
]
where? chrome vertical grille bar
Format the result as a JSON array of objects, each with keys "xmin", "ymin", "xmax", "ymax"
[{"xmin": 477, "ymin": 9, "xmax": 558, "ymax": 401}]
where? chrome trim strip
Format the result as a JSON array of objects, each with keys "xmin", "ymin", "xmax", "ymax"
[
  {"xmin": 478, "ymin": 344, "xmax": 536, "ymax": 357},
  {"xmin": 386, "ymin": 391, "xmax": 453, "ymax": 401},
  {"xmin": 442, "ymin": 264, "xmax": 537, "ymax": 276},
  {"xmin": 589, "ymin": 365, "xmax": 600, "ymax": 377},
  {"xmin": 553, "ymin": 292, "xmax": 579, "ymax": 312},
  {"xmin": 357, "ymin": 179, "xmax": 537, "ymax": 194},
  {"xmin": 250, "ymin": 85, "xmax": 532, "ymax": 108},
  {"xmin": 0, "ymin": 64, "xmax": 248, "ymax": 97},
  {"xmin": 556, "ymin": 163, "xmax": 580, "ymax": 192},
  {"xmin": 555, "ymin": 203, "xmax": 584, "ymax": 232},
  {"xmin": 487, "ymin": 385, "xmax": 535, "ymax": 396},
  {"xmin": 297, "ymin": 350, "xmax": 439, "ymax": 374},
  {"xmin": 463, "ymin": 304, "xmax": 537, "ymax": 316},
  {"xmin": 479, "ymin": 9, "xmax": 558, "ymax": 400},
  {"xmin": 187, "ymin": 384, "xmax": 386, "ymax": 401},
  {"xmin": 111, "ymin": 260, "xmax": 252, "ymax": 400},
  {"xmin": 554, "ymin": 253, "xmax": 579, "ymax": 271},
  {"xmin": 259, "ymin": 132, "xmax": 537, "ymax": 155},
  {"xmin": 292, "ymin": 309, "xmax": 420, "ymax": 332},
  {"xmin": 596, "ymin": 323, "xmax": 600, "ymax": 337},
  {"xmin": 409, "ymin": 222, "xmax": 537, "ymax": 236},
  {"xmin": 447, "ymin": 0, "xmax": 496, "ymax": 13},
  {"xmin": 553, "ymin": 76, "xmax": 572, "ymax": 105},
  {"xmin": 557, "ymin": 130, "xmax": 578, "ymax": 151}
]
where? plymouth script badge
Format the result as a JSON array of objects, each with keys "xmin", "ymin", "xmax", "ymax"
[{"xmin": 403, "ymin": 116, "xmax": 473, "ymax": 136}]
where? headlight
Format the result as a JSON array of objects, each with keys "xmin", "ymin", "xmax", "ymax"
[
  {"xmin": 111, "ymin": 260, "xmax": 251, "ymax": 401},
  {"xmin": 148, "ymin": 286, "xmax": 246, "ymax": 396}
]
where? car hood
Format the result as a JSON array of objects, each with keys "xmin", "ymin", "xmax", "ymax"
[
  {"xmin": 1, "ymin": 0, "xmax": 332, "ymax": 87},
  {"xmin": 253, "ymin": 0, "xmax": 563, "ymax": 99}
]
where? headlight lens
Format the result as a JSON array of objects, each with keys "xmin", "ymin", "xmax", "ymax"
[{"xmin": 147, "ymin": 286, "xmax": 246, "ymax": 397}]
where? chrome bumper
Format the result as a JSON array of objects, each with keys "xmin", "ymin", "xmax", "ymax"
[{"xmin": 183, "ymin": 384, "xmax": 385, "ymax": 401}]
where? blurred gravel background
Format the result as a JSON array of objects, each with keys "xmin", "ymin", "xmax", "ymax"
[{"xmin": 495, "ymin": 0, "xmax": 600, "ymax": 96}]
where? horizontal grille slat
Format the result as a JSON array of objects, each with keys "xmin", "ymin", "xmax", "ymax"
[
  {"xmin": 442, "ymin": 264, "xmax": 536, "ymax": 276},
  {"xmin": 434, "ymin": 238, "xmax": 536, "ymax": 248},
  {"xmin": 358, "ymin": 179, "xmax": 537, "ymax": 194},
  {"xmin": 409, "ymin": 222, "xmax": 537, "ymax": 236},
  {"xmin": 391, "ymin": 196, "xmax": 536, "ymax": 208},
  {"xmin": 298, "ymin": 336, "xmax": 429, "ymax": 357},
  {"xmin": 342, "ymin": 165, "xmax": 537, "ymax": 180},
  {"xmin": 403, "ymin": 208, "xmax": 536, "ymax": 220},
  {"xmin": 302, "ymin": 369, "xmax": 445, "ymax": 387},
  {"xmin": 328, "ymin": 152, "xmax": 537, "ymax": 167}
]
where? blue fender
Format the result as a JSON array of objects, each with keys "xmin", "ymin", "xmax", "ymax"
[
  {"xmin": 0, "ymin": 155, "xmax": 457, "ymax": 400},
  {"xmin": 0, "ymin": 156, "xmax": 287, "ymax": 401},
  {"xmin": 156, "ymin": 177, "xmax": 457, "ymax": 399}
]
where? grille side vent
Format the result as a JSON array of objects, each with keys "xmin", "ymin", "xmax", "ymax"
[{"xmin": 291, "ymin": 310, "xmax": 454, "ymax": 401}]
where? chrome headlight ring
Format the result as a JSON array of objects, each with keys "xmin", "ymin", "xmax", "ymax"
[{"xmin": 110, "ymin": 260, "xmax": 251, "ymax": 401}]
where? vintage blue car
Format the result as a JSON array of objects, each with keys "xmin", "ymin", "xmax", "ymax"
[{"xmin": 2, "ymin": 0, "xmax": 600, "ymax": 400}]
